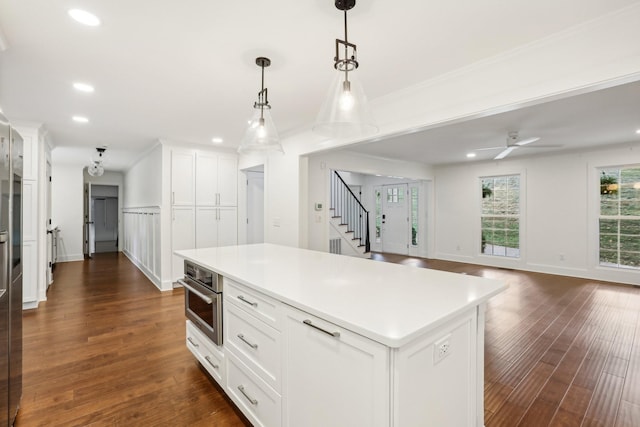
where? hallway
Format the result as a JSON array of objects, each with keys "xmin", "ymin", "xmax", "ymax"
[{"xmin": 16, "ymin": 253, "xmax": 249, "ymax": 426}]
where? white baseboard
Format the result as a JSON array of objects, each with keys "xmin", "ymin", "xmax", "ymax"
[{"xmin": 57, "ymin": 254, "xmax": 84, "ymax": 263}]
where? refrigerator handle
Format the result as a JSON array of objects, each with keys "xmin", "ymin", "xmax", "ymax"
[{"xmin": 0, "ymin": 230, "xmax": 7, "ymax": 293}]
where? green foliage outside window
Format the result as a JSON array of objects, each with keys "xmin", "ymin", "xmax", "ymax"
[{"xmin": 599, "ymin": 166, "xmax": 640, "ymax": 269}]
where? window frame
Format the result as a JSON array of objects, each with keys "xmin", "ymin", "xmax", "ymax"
[
  {"xmin": 479, "ymin": 173, "xmax": 522, "ymax": 259},
  {"xmin": 597, "ymin": 165, "xmax": 640, "ymax": 270}
]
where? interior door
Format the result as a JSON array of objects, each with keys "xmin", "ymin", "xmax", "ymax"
[
  {"xmin": 46, "ymin": 160, "xmax": 52, "ymax": 285},
  {"xmin": 381, "ymin": 184, "xmax": 409, "ymax": 255},
  {"xmin": 246, "ymin": 171, "xmax": 264, "ymax": 244},
  {"xmin": 83, "ymin": 183, "xmax": 95, "ymax": 258}
]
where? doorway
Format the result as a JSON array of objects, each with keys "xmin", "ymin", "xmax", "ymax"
[
  {"xmin": 381, "ymin": 184, "xmax": 409, "ymax": 254},
  {"xmin": 84, "ymin": 184, "xmax": 119, "ymax": 257},
  {"xmin": 246, "ymin": 167, "xmax": 264, "ymax": 244}
]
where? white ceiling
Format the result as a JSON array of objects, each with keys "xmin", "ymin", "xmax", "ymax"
[
  {"xmin": 345, "ymin": 80, "xmax": 640, "ymax": 165},
  {"xmin": 1, "ymin": 0, "xmax": 639, "ymax": 170}
]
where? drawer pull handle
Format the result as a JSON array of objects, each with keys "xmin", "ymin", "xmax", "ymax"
[
  {"xmin": 238, "ymin": 385, "xmax": 258, "ymax": 405},
  {"xmin": 303, "ymin": 320, "xmax": 340, "ymax": 338},
  {"xmin": 204, "ymin": 356, "xmax": 219, "ymax": 370},
  {"xmin": 237, "ymin": 295, "xmax": 258, "ymax": 307},
  {"xmin": 237, "ymin": 333, "xmax": 259, "ymax": 349},
  {"xmin": 187, "ymin": 337, "xmax": 199, "ymax": 348}
]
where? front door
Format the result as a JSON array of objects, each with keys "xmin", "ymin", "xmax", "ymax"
[{"xmin": 381, "ymin": 184, "xmax": 409, "ymax": 255}]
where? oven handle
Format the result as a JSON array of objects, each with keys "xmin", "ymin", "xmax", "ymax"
[{"xmin": 177, "ymin": 279, "xmax": 214, "ymax": 305}]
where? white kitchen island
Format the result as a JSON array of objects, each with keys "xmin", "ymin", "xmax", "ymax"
[{"xmin": 176, "ymin": 243, "xmax": 507, "ymax": 427}]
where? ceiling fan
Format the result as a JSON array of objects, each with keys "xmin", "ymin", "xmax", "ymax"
[{"xmin": 475, "ymin": 131, "xmax": 559, "ymax": 160}]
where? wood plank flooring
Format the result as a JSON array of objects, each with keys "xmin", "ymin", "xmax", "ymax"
[{"xmin": 15, "ymin": 252, "xmax": 640, "ymax": 426}]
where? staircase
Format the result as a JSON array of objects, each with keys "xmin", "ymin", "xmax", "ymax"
[{"xmin": 329, "ymin": 171, "xmax": 370, "ymax": 258}]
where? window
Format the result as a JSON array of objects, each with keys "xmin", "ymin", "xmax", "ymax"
[
  {"xmin": 598, "ymin": 166, "xmax": 640, "ymax": 269},
  {"xmin": 386, "ymin": 186, "xmax": 404, "ymax": 204},
  {"xmin": 481, "ymin": 175, "xmax": 520, "ymax": 257},
  {"xmin": 410, "ymin": 187, "xmax": 419, "ymax": 246}
]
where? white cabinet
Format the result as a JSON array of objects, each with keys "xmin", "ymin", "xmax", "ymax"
[
  {"xmin": 224, "ymin": 279, "xmax": 283, "ymax": 427},
  {"xmin": 227, "ymin": 353, "xmax": 282, "ymax": 427},
  {"xmin": 186, "ymin": 320, "xmax": 225, "ymax": 386},
  {"xmin": 171, "ymin": 207, "xmax": 195, "ymax": 281},
  {"xmin": 282, "ymin": 305, "xmax": 390, "ymax": 427},
  {"xmin": 22, "ymin": 241, "xmax": 37, "ymax": 306},
  {"xmin": 171, "ymin": 151, "xmax": 195, "ymax": 205},
  {"xmin": 170, "ymin": 148, "xmax": 238, "ymax": 280},
  {"xmin": 195, "ymin": 207, "xmax": 238, "ymax": 249},
  {"xmin": 195, "ymin": 153, "xmax": 237, "ymax": 206}
]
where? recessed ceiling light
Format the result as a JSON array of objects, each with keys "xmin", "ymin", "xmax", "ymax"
[
  {"xmin": 73, "ymin": 82, "xmax": 94, "ymax": 93},
  {"xmin": 72, "ymin": 116, "xmax": 89, "ymax": 123},
  {"xmin": 68, "ymin": 9, "xmax": 101, "ymax": 26},
  {"xmin": 212, "ymin": 137, "xmax": 223, "ymax": 144},
  {"xmin": 636, "ymin": 129, "xmax": 640, "ymax": 134},
  {"xmin": 466, "ymin": 153, "xmax": 477, "ymax": 158}
]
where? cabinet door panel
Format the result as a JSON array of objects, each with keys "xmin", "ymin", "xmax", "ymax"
[
  {"xmin": 217, "ymin": 155, "xmax": 238, "ymax": 206},
  {"xmin": 195, "ymin": 208, "xmax": 218, "ymax": 249},
  {"xmin": 171, "ymin": 151, "xmax": 195, "ymax": 205},
  {"xmin": 171, "ymin": 207, "xmax": 195, "ymax": 281},
  {"xmin": 23, "ymin": 241, "xmax": 37, "ymax": 304},
  {"xmin": 195, "ymin": 153, "xmax": 218, "ymax": 206},
  {"xmin": 283, "ymin": 307, "xmax": 390, "ymax": 427},
  {"xmin": 217, "ymin": 207, "xmax": 238, "ymax": 247}
]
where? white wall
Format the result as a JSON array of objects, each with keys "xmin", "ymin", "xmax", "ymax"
[
  {"xmin": 51, "ymin": 164, "xmax": 84, "ymax": 262},
  {"xmin": 123, "ymin": 143, "xmax": 162, "ymax": 208},
  {"xmin": 434, "ymin": 142, "xmax": 640, "ymax": 285},
  {"xmin": 122, "ymin": 142, "xmax": 165, "ymax": 288}
]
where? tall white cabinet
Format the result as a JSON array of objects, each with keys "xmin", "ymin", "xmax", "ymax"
[
  {"xmin": 14, "ymin": 124, "xmax": 51, "ymax": 310},
  {"xmin": 170, "ymin": 149, "xmax": 238, "ymax": 281}
]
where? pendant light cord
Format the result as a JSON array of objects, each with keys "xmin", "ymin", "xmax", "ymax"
[{"xmin": 343, "ymin": 9, "xmax": 350, "ymax": 84}]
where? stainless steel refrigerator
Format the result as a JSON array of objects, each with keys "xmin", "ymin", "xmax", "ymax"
[{"xmin": 0, "ymin": 113, "xmax": 23, "ymax": 426}]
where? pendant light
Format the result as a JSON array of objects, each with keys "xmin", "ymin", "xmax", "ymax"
[
  {"xmin": 313, "ymin": 0, "xmax": 377, "ymax": 138},
  {"xmin": 87, "ymin": 147, "xmax": 106, "ymax": 177},
  {"xmin": 238, "ymin": 57, "xmax": 284, "ymax": 154}
]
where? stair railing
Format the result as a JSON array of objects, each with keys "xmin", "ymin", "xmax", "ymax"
[{"xmin": 330, "ymin": 171, "xmax": 370, "ymax": 253}]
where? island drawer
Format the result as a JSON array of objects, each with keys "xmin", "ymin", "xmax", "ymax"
[
  {"xmin": 225, "ymin": 302, "xmax": 282, "ymax": 392},
  {"xmin": 224, "ymin": 279, "xmax": 282, "ymax": 330},
  {"xmin": 186, "ymin": 320, "xmax": 225, "ymax": 387},
  {"xmin": 226, "ymin": 351, "xmax": 282, "ymax": 427}
]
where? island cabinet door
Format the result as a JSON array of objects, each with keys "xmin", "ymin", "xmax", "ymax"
[
  {"xmin": 393, "ymin": 308, "xmax": 478, "ymax": 427},
  {"xmin": 282, "ymin": 306, "xmax": 390, "ymax": 427}
]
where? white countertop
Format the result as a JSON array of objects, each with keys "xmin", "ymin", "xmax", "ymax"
[{"xmin": 175, "ymin": 244, "xmax": 507, "ymax": 348}]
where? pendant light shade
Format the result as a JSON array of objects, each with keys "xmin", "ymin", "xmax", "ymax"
[
  {"xmin": 313, "ymin": 0, "xmax": 378, "ymax": 138},
  {"xmin": 314, "ymin": 67, "xmax": 377, "ymax": 138},
  {"xmin": 240, "ymin": 106, "xmax": 281, "ymax": 153},
  {"xmin": 238, "ymin": 57, "xmax": 284, "ymax": 154},
  {"xmin": 87, "ymin": 147, "xmax": 106, "ymax": 177}
]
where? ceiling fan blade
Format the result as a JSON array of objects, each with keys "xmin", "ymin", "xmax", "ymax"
[
  {"xmin": 474, "ymin": 146, "xmax": 506, "ymax": 151},
  {"xmin": 494, "ymin": 146, "xmax": 517, "ymax": 160},
  {"xmin": 517, "ymin": 144, "xmax": 562, "ymax": 148},
  {"xmin": 514, "ymin": 137, "xmax": 540, "ymax": 146}
]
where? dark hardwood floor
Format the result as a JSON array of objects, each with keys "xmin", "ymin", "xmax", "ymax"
[{"xmin": 16, "ymin": 252, "xmax": 640, "ymax": 426}]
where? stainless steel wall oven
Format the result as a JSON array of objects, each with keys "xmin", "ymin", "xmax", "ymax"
[{"xmin": 179, "ymin": 261, "xmax": 222, "ymax": 346}]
